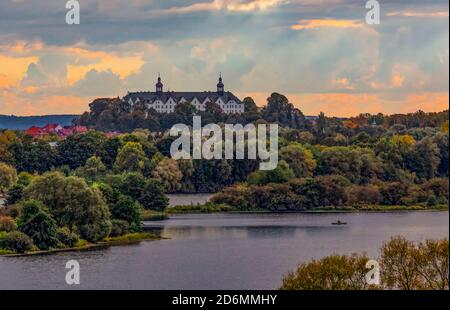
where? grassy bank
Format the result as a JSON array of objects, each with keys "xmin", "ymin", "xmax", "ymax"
[
  {"xmin": 153, "ymin": 203, "xmax": 449, "ymax": 215},
  {"xmin": 103, "ymin": 232, "xmax": 160, "ymax": 245},
  {"xmin": 0, "ymin": 232, "xmax": 160, "ymax": 257},
  {"xmin": 167, "ymin": 203, "xmax": 233, "ymax": 214}
]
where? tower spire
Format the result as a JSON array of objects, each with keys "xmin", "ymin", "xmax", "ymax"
[
  {"xmin": 217, "ymin": 73, "xmax": 224, "ymax": 96},
  {"xmin": 156, "ymin": 73, "xmax": 163, "ymax": 95}
]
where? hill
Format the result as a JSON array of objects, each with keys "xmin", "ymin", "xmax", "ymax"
[{"xmin": 0, "ymin": 115, "xmax": 79, "ymax": 130}]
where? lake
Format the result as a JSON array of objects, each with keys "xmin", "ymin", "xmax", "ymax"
[
  {"xmin": 167, "ymin": 193, "xmax": 212, "ymax": 207},
  {"xmin": 0, "ymin": 211, "xmax": 448, "ymax": 290}
]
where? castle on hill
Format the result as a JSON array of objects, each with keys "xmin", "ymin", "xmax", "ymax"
[{"xmin": 123, "ymin": 74, "xmax": 245, "ymax": 114}]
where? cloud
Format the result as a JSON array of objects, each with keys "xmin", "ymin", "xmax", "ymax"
[
  {"xmin": 0, "ymin": 0, "xmax": 448, "ymax": 116},
  {"xmin": 387, "ymin": 11, "xmax": 449, "ymax": 18},
  {"xmin": 241, "ymin": 92, "xmax": 449, "ymax": 117},
  {"xmin": 164, "ymin": 0, "xmax": 286, "ymax": 13},
  {"xmin": 291, "ymin": 19, "xmax": 362, "ymax": 30},
  {"xmin": 0, "ymin": 54, "xmax": 39, "ymax": 89},
  {"xmin": 70, "ymin": 69, "xmax": 124, "ymax": 97}
]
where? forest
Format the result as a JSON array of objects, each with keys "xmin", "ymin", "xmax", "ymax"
[{"xmin": 0, "ymin": 93, "xmax": 449, "ymax": 254}]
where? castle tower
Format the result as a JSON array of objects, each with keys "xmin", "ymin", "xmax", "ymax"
[
  {"xmin": 156, "ymin": 73, "xmax": 163, "ymax": 95},
  {"xmin": 217, "ymin": 73, "xmax": 224, "ymax": 96}
]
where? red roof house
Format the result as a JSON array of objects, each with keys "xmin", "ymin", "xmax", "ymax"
[{"xmin": 25, "ymin": 126, "xmax": 42, "ymax": 137}]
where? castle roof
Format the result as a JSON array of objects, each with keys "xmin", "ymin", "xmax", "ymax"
[{"xmin": 123, "ymin": 91, "xmax": 241, "ymax": 104}]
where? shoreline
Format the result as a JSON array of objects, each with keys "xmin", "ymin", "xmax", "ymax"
[
  {"xmin": 1, "ymin": 232, "xmax": 161, "ymax": 258},
  {"xmin": 3, "ymin": 207, "xmax": 448, "ymax": 257},
  {"xmin": 161, "ymin": 204, "xmax": 449, "ymax": 215}
]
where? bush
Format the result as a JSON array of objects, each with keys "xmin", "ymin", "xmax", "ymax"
[
  {"xmin": 3, "ymin": 231, "xmax": 33, "ymax": 254},
  {"xmin": 78, "ymin": 221, "xmax": 112, "ymax": 243},
  {"xmin": 17, "ymin": 200, "xmax": 59, "ymax": 250},
  {"xmin": 57, "ymin": 227, "xmax": 79, "ymax": 248},
  {"xmin": 210, "ymin": 184, "xmax": 251, "ymax": 210},
  {"xmin": 110, "ymin": 195, "xmax": 142, "ymax": 227},
  {"xmin": 23, "ymin": 172, "xmax": 112, "ymax": 242},
  {"xmin": 0, "ymin": 162, "xmax": 17, "ymax": 193},
  {"xmin": 110, "ymin": 219, "xmax": 130, "ymax": 237},
  {"xmin": 0, "ymin": 204, "xmax": 22, "ymax": 218},
  {"xmin": 138, "ymin": 180, "xmax": 169, "ymax": 211},
  {"xmin": 0, "ymin": 216, "xmax": 17, "ymax": 232},
  {"xmin": 281, "ymin": 253, "xmax": 372, "ymax": 290},
  {"xmin": 6, "ymin": 184, "xmax": 25, "ymax": 205},
  {"xmin": 380, "ymin": 237, "xmax": 449, "ymax": 290},
  {"xmin": 346, "ymin": 185, "xmax": 382, "ymax": 206},
  {"xmin": 0, "ymin": 231, "xmax": 8, "ymax": 249}
]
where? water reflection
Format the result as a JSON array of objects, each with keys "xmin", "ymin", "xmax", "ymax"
[{"xmin": 0, "ymin": 211, "xmax": 448, "ymax": 290}]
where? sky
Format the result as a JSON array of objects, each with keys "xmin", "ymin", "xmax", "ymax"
[{"xmin": 0, "ymin": 0, "xmax": 448, "ymax": 117}]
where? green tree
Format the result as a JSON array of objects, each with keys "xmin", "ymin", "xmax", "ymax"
[
  {"xmin": 280, "ymin": 143, "xmax": 316, "ymax": 178},
  {"xmin": 120, "ymin": 172, "xmax": 146, "ymax": 200},
  {"xmin": 2, "ymin": 231, "xmax": 33, "ymax": 254},
  {"xmin": 262, "ymin": 93, "xmax": 306, "ymax": 129},
  {"xmin": 434, "ymin": 132, "xmax": 449, "ymax": 177},
  {"xmin": 407, "ymin": 137, "xmax": 440, "ymax": 181},
  {"xmin": 317, "ymin": 147, "xmax": 381, "ymax": 184},
  {"xmin": 114, "ymin": 142, "xmax": 147, "ymax": 173},
  {"xmin": 152, "ymin": 158, "xmax": 183, "ymax": 192},
  {"xmin": 17, "ymin": 200, "xmax": 59, "ymax": 250},
  {"xmin": 75, "ymin": 156, "xmax": 107, "ymax": 181},
  {"xmin": 9, "ymin": 139, "xmax": 57, "ymax": 173},
  {"xmin": 6, "ymin": 183, "xmax": 25, "ymax": 205},
  {"xmin": 138, "ymin": 180, "xmax": 169, "ymax": 211},
  {"xmin": 0, "ymin": 162, "xmax": 17, "ymax": 193},
  {"xmin": 247, "ymin": 161, "xmax": 295, "ymax": 185},
  {"xmin": 23, "ymin": 172, "xmax": 111, "ymax": 242},
  {"xmin": 317, "ymin": 112, "xmax": 327, "ymax": 134},
  {"xmin": 57, "ymin": 131, "xmax": 109, "ymax": 169},
  {"xmin": 110, "ymin": 195, "xmax": 142, "ymax": 229}
]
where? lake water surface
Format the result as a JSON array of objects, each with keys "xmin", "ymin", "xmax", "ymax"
[
  {"xmin": 167, "ymin": 193, "xmax": 212, "ymax": 207},
  {"xmin": 0, "ymin": 211, "xmax": 448, "ymax": 290}
]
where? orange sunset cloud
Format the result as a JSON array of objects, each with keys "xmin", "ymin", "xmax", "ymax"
[
  {"xmin": 291, "ymin": 19, "xmax": 362, "ymax": 30},
  {"xmin": 65, "ymin": 47, "xmax": 145, "ymax": 85},
  {"xmin": 0, "ymin": 54, "xmax": 39, "ymax": 88},
  {"xmin": 240, "ymin": 92, "xmax": 449, "ymax": 117}
]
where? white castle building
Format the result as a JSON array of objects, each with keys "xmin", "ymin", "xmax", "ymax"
[{"xmin": 123, "ymin": 75, "xmax": 245, "ymax": 114}]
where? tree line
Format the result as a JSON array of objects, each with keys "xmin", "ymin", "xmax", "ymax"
[
  {"xmin": 0, "ymin": 93, "xmax": 449, "ymax": 253},
  {"xmin": 281, "ymin": 237, "xmax": 449, "ymax": 290}
]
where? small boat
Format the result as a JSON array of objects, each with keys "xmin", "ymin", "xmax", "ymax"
[{"xmin": 332, "ymin": 220, "xmax": 347, "ymax": 225}]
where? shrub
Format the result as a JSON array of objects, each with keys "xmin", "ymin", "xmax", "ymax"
[
  {"xmin": 110, "ymin": 219, "xmax": 130, "ymax": 237},
  {"xmin": 0, "ymin": 204, "xmax": 22, "ymax": 218},
  {"xmin": 346, "ymin": 185, "xmax": 382, "ymax": 206},
  {"xmin": 110, "ymin": 195, "xmax": 142, "ymax": 227},
  {"xmin": 379, "ymin": 182, "xmax": 409, "ymax": 205},
  {"xmin": 380, "ymin": 237, "xmax": 449, "ymax": 290},
  {"xmin": 0, "ymin": 162, "xmax": 17, "ymax": 193},
  {"xmin": 138, "ymin": 180, "xmax": 169, "ymax": 211},
  {"xmin": 210, "ymin": 184, "xmax": 250, "ymax": 210},
  {"xmin": 17, "ymin": 200, "xmax": 59, "ymax": 250},
  {"xmin": 0, "ymin": 231, "xmax": 8, "ymax": 249},
  {"xmin": 23, "ymin": 172, "xmax": 112, "ymax": 242},
  {"xmin": 78, "ymin": 221, "xmax": 112, "ymax": 243},
  {"xmin": 3, "ymin": 231, "xmax": 33, "ymax": 254},
  {"xmin": 0, "ymin": 216, "xmax": 17, "ymax": 232},
  {"xmin": 281, "ymin": 253, "xmax": 372, "ymax": 290},
  {"xmin": 6, "ymin": 184, "xmax": 25, "ymax": 205},
  {"xmin": 57, "ymin": 227, "xmax": 80, "ymax": 248}
]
